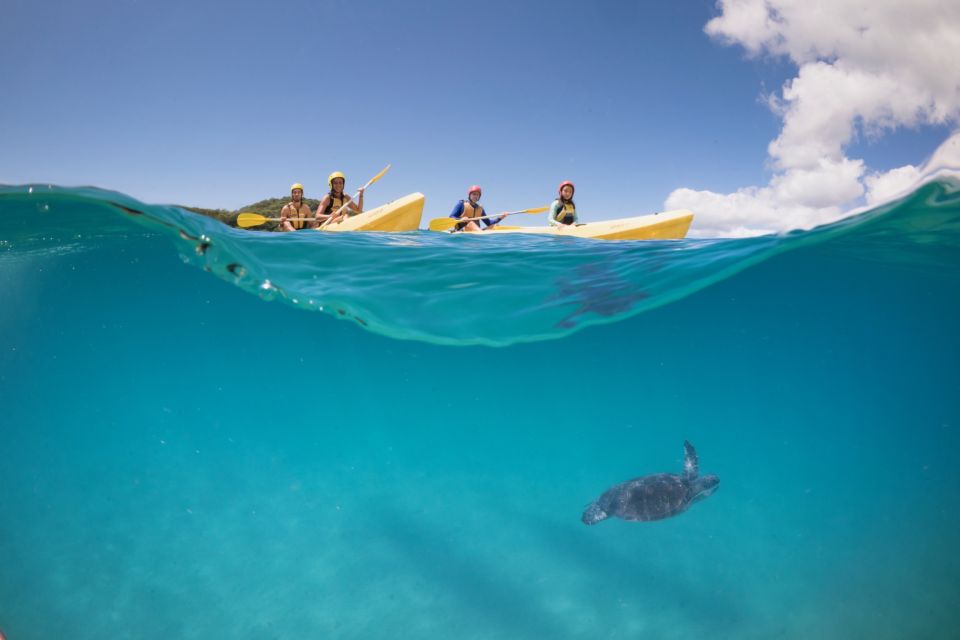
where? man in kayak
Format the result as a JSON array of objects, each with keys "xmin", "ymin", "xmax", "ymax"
[
  {"xmin": 549, "ymin": 180, "xmax": 578, "ymax": 226},
  {"xmin": 318, "ymin": 171, "xmax": 364, "ymax": 226},
  {"xmin": 448, "ymin": 185, "xmax": 504, "ymax": 232},
  {"xmin": 279, "ymin": 183, "xmax": 314, "ymax": 231}
]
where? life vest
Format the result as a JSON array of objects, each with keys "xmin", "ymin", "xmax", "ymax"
[
  {"xmin": 286, "ymin": 202, "xmax": 309, "ymax": 229},
  {"xmin": 554, "ymin": 201, "xmax": 576, "ymax": 225},
  {"xmin": 462, "ymin": 199, "xmax": 485, "ymax": 220},
  {"xmin": 324, "ymin": 192, "xmax": 349, "ymax": 216}
]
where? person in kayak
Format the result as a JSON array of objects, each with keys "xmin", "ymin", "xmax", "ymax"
[
  {"xmin": 280, "ymin": 183, "xmax": 314, "ymax": 231},
  {"xmin": 317, "ymin": 171, "xmax": 364, "ymax": 226},
  {"xmin": 449, "ymin": 185, "xmax": 504, "ymax": 232},
  {"xmin": 549, "ymin": 180, "xmax": 578, "ymax": 226}
]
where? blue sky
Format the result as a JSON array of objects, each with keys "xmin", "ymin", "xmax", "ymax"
[{"xmin": 1, "ymin": 0, "xmax": 955, "ymax": 232}]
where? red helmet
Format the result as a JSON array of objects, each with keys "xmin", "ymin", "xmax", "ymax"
[
  {"xmin": 558, "ymin": 180, "xmax": 575, "ymax": 196},
  {"xmin": 467, "ymin": 185, "xmax": 482, "ymax": 197}
]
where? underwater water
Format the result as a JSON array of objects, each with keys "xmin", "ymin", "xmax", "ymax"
[{"xmin": 1, "ymin": 180, "xmax": 959, "ymax": 639}]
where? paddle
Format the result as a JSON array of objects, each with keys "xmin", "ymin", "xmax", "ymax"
[
  {"xmin": 427, "ymin": 206, "xmax": 549, "ymax": 232},
  {"xmin": 236, "ymin": 212, "xmax": 289, "ymax": 228},
  {"xmin": 319, "ymin": 164, "xmax": 391, "ymax": 228}
]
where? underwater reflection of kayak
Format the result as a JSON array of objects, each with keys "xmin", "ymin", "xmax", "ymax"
[
  {"xmin": 448, "ymin": 209, "xmax": 694, "ymax": 240},
  {"xmin": 321, "ymin": 192, "xmax": 425, "ymax": 232}
]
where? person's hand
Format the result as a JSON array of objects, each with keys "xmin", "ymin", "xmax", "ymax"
[{"xmin": 357, "ymin": 186, "xmax": 365, "ymax": 196}]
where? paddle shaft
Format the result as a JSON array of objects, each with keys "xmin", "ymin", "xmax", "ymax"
[
  {"xmin": 455, "ymin": 206, "xmax": 550, "ymax": 223},
  {"xmin": 459, "ymin": 212, "xmax": 507, "ymax": 222},
  {"xmin": 245, "ymin": 216, "xmax": 289, "ymax": 222}
]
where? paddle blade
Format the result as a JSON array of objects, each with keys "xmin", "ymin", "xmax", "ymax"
[
  {"xmin": 237, "ymin": 212, "xmax": 269, "ymax": 228},
  {"xmin": 518, "ymin": 206, "xmax": 549, "ymax": 214},
  {"xmin": 428, "ymin": 217, "xmax": 458, "ymax": 232},
  {"xmin": 364, "ymin": 164, "xmax": 391, "ymax": 188}
]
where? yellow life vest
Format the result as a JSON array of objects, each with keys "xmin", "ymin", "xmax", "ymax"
[
  {"xmin": 554, "ymin": 201, "xmax": 576, "ymax": 224},
  {"xmin": 462, "ymin": 199, "xmax": 485, "ymax": 219},
  {"xmin": 286, "ymin": 202, "xmax": 309, "ymax": 229},
  {"xmin": 325, "ymin": 192, "xmax": 349, "ymax": 217}
]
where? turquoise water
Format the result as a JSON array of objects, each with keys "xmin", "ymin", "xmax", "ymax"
[{"xmin": 1, "ymin": 181, "xmax": 958, "ymax": 639}]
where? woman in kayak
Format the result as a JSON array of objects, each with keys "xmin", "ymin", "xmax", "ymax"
[
  {"xmin": 317, "ymin": 171, "xmax": 364, "ymax": 226},
  {"xmin": 549, "ymin": 180, "xmax": 578, "ymax": 226},
  {"xmin": 449, "ymin": 185, "xmax": 504, "ymax": 232},
  {"xmin": 279, "ymin": 183, "xmax": 314, "ymax": 231}
]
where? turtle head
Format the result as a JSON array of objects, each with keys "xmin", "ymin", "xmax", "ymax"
[
  {"xmin": 690, "ymin": 474, "xmax": 720, "ymax": 503},
  {"xmin": 581, "ymin": 502, "xmax": 609, "ymax": 525}
]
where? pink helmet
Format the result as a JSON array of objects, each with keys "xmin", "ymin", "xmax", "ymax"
[
  {"xmin": 558, "ymin": 180, "xmax": 575, "ymax": 196},
  {"xmin": 467, "ymin": 185, "xmax": 482, "ymax": 197}
]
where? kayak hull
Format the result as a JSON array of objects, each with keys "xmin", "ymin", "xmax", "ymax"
[
  {"xmin": 465, "ymin": 209, "xmax": 694, "ymax": 240},
  {"xmin": 321, "ymin": 192, "xmax": 424, "ymax": 232}
]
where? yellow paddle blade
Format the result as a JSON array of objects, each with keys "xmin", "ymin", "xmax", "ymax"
[
  {"xmin": 364, "ymin": 164, "xmax": 391, "ymax": 188},
  {"xmin": 518, "ymin": 206, "xmax": 549, "ymax": 214},
  {"xmin": 428, "ymin": 217, "xmax": 459, "ymax": 232},
  {"xmin": 237, "ymin": 212, "xmax": 269, "ymax": 228}
]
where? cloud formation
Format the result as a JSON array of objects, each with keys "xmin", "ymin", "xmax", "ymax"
[{"xmin": 670, "ymin": 0, "xmax": 960, "ymax": 237}]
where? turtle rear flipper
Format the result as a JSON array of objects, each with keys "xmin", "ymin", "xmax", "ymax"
[{"xmin": 683, "ymin": 440, "xmax": 699, "ymax": 479}]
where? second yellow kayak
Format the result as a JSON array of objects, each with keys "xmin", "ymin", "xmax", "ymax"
[
  {"xmin": 450, "ymin": 209, "xmax": 694, "ymax": 240},
  {"xmin": 321, "ymin": 192, "xmax": 425, "ymax": 232}
]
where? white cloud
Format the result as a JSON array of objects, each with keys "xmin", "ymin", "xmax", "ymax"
[
  {"xmin": 770, "ymin": 156, "xmax": 865, "ymax": 207},
  {"xmin": 672, "ymin": 0, "xmax": 960, "ymax": 237}
]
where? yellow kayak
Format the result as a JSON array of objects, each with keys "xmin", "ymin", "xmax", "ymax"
[
  {"xmin": 475, "ymin": 209, "xmax": 693, "ymax": 240},
  {"xmin": 321, "ymin": 192, "xmax": 424, "ymax": 232}
]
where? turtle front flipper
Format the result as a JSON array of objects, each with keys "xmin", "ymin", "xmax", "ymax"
[
  {"xmin": 581, "ymin": 502, "xmax": 609, "ymax": 525},
  {"xmin": 683, "ymin": 440, "xmax": 699, "ymax": 479}
]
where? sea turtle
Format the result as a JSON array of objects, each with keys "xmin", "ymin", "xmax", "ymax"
[{"xmin": 582, "ymin": 440, "xmax": 719, "ymax": 525}]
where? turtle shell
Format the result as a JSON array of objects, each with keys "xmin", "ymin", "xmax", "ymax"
[{"xmin": 600, "ymin": 473, "xmax": 691, "ymax": 521}]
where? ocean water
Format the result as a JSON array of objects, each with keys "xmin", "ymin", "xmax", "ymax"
[{"xmin": 1, "ymin": 180, "xmax": 958, "ymax": 639}]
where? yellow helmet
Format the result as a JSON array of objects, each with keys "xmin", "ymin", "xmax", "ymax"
[
  {"xmin": 328, "ymin": 171, "xmax": 346, "ymax": 187},
  {"xmin": 290, "ymin": 183, "xmax": 304, "ymax": 193}
]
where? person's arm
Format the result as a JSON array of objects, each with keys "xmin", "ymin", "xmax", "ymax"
[
  {"xmin": 279, "ymin": 204, "xmax": 295, "ymax": 232},
  {"xmin": 315, "ymin": 195, "xmax": 332, "ymax": 226},
  {"xmin": 348, "ymin": 186, "xmax": 365, "ymax": 213},
  {"xmin": 547, "ymin": 201, "xmax": 562, "ymax": 227},
  {"xmin": 449, "ymin": 201, "xmax": 465, "ymax": 219},
  {"xmin": 481, "ymin": 207, "xmax": 505, "ymax": 228},
  {"xmin": 303, "ymin": 203, "xmax": 317, "ymax": 229}
]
